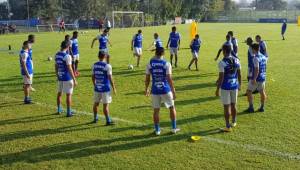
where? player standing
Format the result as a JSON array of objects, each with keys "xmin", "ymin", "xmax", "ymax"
[
  {"xmin": 92, "ymin": 51, "xmax": 117, "ymax": 125},
  {"xmin": 255, "ymin": 35, "xmax": 268, "ymax": 58},
  {"xmin": 145, "ymin": 47, "xmax": 179, "ymax": 135},
  {"xmin": 246, "ymin": 43, "xmax": 268, "ymax": 113},
  {"xmin": 215, "ymin": 34, "xmax": 233, "ymax": 61},
  {"xmin": 59, "ymin": 19, "xmax": 65, "ymax": 33},
  {"xmin": 281, "ymin": 20, "xmax": 287, "ymax": 40},
  {"xmin": 91, "ymin": 29, "xmax": 112, "ymax": 63},
  {"xmin": 227, "ymin": 31, "xmax": 238, "ymax": 57},
  {"xmin": 55, "ymin": 41, "xmax": 78, "ymax": 117},
  {"xmin": 27, "ymin": 34, "xmax": 36, "ymax": 92},
  {"xmin": 20, "ymin": 41, "xmax": 33, "ymax": 104},
  {"xmin": 166, "ymin": 26, "xmax": 181, "ymax": 67},
  {"xmin": 71, "ymin": 31, "xmax": 80, "ymax": 76},
  {"xmin": 246, "ymin": 37, "xmax": 254, "ymax": 82},
  {"xmin": 215, "ymin": 45, "xmax": 241, "ymax": 132},
  {"xmin": 188, "ymin": 34, "xmax": 201, "ymax": 71},
  {"xmin": 148, "ymin": 33, "xmax": 163, "ymax": 51},
  {"xmin": 131, "ymin": 30, "xmax": 143, "ymax": 67}
]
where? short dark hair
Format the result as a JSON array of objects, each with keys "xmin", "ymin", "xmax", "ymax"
[
  {"xmin": 222, "ymin": 45, "xmax": 231, "ymax": 55},
  {"xmin": 155, "ymin": 47, "xmax": 164, "ymax": 56},
  {"xmin": 61, "ymin": 41, "xmax": 69, "ymax": 49},
  {"xmin": 73, "ymin": 31, "xmax": 78, "ymax": 35},
  {"xmin": 228, "ymin": 31, "xmax": 233, "ymax": 36},
  {"xmin": 104, "ymin": 29, "xmax": 109, "ymax": 33},
  {"xmin": 246, "ymin": 37, "xmax": 253, "ymax": 45},
  {"xmin": 251, "ymin": 43, "xmax": 259, "ymax": 51},
  {"xmin": 226, "ymin": 34, "xmax": 231, "ymax": 40},
  {"xmin": 195, "ymin": 34, "xmax": 199, "ymax": 38},
  {"xmin": 23, "ymin": 41, "xmax": 29, "ymax": 47},
  {"xmin": 65, "ymin": 34, "xmax": 70, "ymax": 39},
  {"xmin": 138, "ymin": 29, "xmax": 142, "ymax": 34},
  {"xmin": 28, "ymin": 34, "xmax": 34, "ymax": 40},
  {"xmin": 172, "ymin": 26, "xmax": 176, "ymax": 31},
  {"xmin": 98, "ymin": 51, "xmax": 106, "ymax": 58},
  {"xmin": 255, "ymin": 35, "xmax": 261, "ymax": 39}
]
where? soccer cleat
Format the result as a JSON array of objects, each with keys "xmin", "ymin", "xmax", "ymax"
[
  {"xmin": 219, "ymin": 127, "xmax": 232, "ymax": 132},
  {"xmin": 57, "ymin": 108, "xmax": 63, "ymax": 114},
  {"xmin": 258, "ymin": 107, "xmax": 265, "ymax": 112},
  {"xmin": 154, "ymin": 130, "xmax": 161, "ymax": 136},
  {"xmin": 231, "ymin": 122, "xmax": 237, "ymax": 128},
  {"xmin": 66, "ymin": 113, "xmax": 73, "ymax": 117},
  {"xmin": 171, "ymin": 128, "xmax": 180, "ymax": 134},
  {"xmin": 105, "ymin": 121, "xmax": 115, "ymax": 126},
  {"xmin": 93, "ymin": 116, "xmax": 99, "ymax": 123},
  {"xmin": 246, "ymin": 107, "xmax": 255, "ymax": 113},
  {"xmin": 24, "ymin": 98, "xmax": 32, "ymax": 104}
]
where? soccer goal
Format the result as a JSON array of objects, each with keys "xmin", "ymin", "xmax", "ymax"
[
  {"xmin": 36, "ymin": 24, "xmax": 78, "ymax": 32},
  {"xmin": 112, "ymin": 11, "xmax": 144, "ymax": 28}
]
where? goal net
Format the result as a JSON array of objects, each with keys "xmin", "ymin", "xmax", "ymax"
[{"xmin": 112, "ymin": 11, "xmax": 144, "ymax": 28}]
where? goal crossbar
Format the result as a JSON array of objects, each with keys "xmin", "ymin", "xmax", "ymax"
[{"xmin": 112, "ymin": 11, "xmax": 144, "ymax": 28}]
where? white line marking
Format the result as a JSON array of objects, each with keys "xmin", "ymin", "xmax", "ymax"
[{"xmin": 3, "ymin": 96, "xmax": 300, "ymax": 160}]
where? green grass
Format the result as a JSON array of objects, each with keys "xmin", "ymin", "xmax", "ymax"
[{"xmin": 1, "ymin": 23, "xmax": 300, "ymax": 169}]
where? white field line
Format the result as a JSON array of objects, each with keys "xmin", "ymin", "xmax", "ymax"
[{"xmin": 3, "ymin": 96, "xmax": 300, "ymax": 160}]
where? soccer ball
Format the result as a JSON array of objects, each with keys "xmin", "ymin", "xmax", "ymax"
[
  {"xmin": 48, "ymin": 56, "xmax": 53, "ymax": 61},
  {"xmin": 128, "ymin": 64, "xmax": 134, "ymax": 70}
]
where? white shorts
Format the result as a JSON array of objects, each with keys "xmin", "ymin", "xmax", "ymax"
[
  {"xmin": 151, "ymin": 92, "xmax": 174, "ymax": 109},
  {"xmin": 99, "ymin": 48, "xmax": 109, "ymax": 56},
  {"xmin": 23, "ymin": 74, "xmax": 33, "ymax": 85},
  {"xmin": 94, "ymin": 92, "xmax": 112, "ymax": 104},
  {"xmin": 220, "ymin": 89, "xmax": 238, "ymax": 105},
  {"xmin": 73, "ymin": 54, "xmax": 80, "ymax": 61},
  {"xmin": 57, "ymin": 80, "xmax": 74, "ymax": 94},
  {"xmin": 134, "ymin": 47, "xmax": 142, "ymax": 55},
  {"xmin": 192, "ymin": 52, "xmax": 199, "ymax": 59},
  {"xmin": 248, "ymin": 81, "xmax": 265, "ymax": 92},
  {"xmin": 170, "ymin": 47, "xmax": 178, "ymax": 55}
]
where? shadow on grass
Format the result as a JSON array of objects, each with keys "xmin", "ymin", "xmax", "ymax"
[
  {"xmin": 176, "ymin": 82, "xmax": 215, "ymax": 92},
  {"xmin": 0, "ymin": 113, "xmax": 58, "ymax": 126},
  {"xmin": 173, "ymin": 72, "xmax": 216, "ymax": 81}
]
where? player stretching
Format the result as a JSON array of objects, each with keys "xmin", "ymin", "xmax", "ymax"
[
  {"xmin": 255, "ymin": 35, "xmax": 268, "ymax": 58},
  {"xmin": 215, "ymin": 34, "xmax": 233, "ymax": 61},
  {"xmin": 148, "ymin": 33, "xmax": 163, "ymax": 51},
  {"xmin": 246, "ymin": 43, "xmax": 268, "ymax": 113},
  {"xmin": 215, "ymin": 45, "xmax": 241, "ymax": 132},
  {"xmin": 188, "ymin": 34, "xmax": 201, "ymax": 71},
  {"xmin": 145, "ymin": 47, "xmax": 179, "ymax": 135},
  {"xmin": 91, "ymin": 29, "xmax": 112, "ymax": 63},
  {"xmin": 166, "ymin": 26, "xmax": 181, "ymax": 67},
  {"xmin": 281, "ymin": 20, "xmax": 287, "ymax": 40},
  {"xmin": 131, "ymin": 30, "xmax": 143, "ymax": 67},
  {"xmin": 27, "ymin": 34, "xmax": 36, "ymax": 92},
  {"xmin": 92, "ymin": 51, "xmax": 117, "ymax": 125},
  {"xmin": 20, "ymin": 41, "xmax": 33, "ymax": 104},
  {"xmin": 227, "ymin": 31, "xmax": 238, "ymax": 57},
  {"xmin": 55, "ymin": 41, "xmax": 78, "ymax": 117},
  {"xmin": 71, "ymin": 31, "xmax": 80, "ymax": 76}
]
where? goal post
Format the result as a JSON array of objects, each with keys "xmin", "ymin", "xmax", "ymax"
[{"xmin": 112, "ymin": 11, "xmax": 144, "ymax": 28}]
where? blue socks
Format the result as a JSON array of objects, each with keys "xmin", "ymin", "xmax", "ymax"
[
  {"xmin": 105, "ymin": 115, "xmax": 111, "ymax": 124},
  {"xmin": 67, "ymin": 107, "xmax": 71, "ymax": 115},
  {"xmin": 57, "ymin": 105, "xmax": 62, "ymax": 113},
  {"xmin": 154, "ymin": 123, "xmax": 160, "ymax": 132},
  {"xmin": 171, "ymin": 120, "xmax": 177, "ymax": 129}
]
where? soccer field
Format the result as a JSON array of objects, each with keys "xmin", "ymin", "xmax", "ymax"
[{"xmin": 0, "ymin": 23, "xmax": 300, "ymax": 169}]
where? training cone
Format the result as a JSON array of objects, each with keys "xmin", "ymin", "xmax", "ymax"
[{"xmin": 190, "ymin": 135, "xmax": 201, "ymax": 142}]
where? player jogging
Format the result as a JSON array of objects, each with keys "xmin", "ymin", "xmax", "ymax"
[
  {"xmin": 148, "ymin": 33, "xmax": 163, "ymax": 51},
  {"xmin": 92, "ymin": 51, "xmax": 117, "ymax": 125},
  {"xmin": 71, "ymin": 31, "xmax": 80, "ymax": 76},
  {"xmin": 91, "ymin": 29, "xmax": 112, "ymax": 63},
  {"xmin": 255, "ymin": 35, "xmax": 268, "ymax": 58},
  {"xmin": 166, "ymin": 26, "xmax": 181, "ymax": 67},
  {"xmin": 188, "ymin": 34, "xmax": 201, "ymax": 71},
  {"xmin": 20, "ymin": 41, "xmax": 33, "ymax": 104},
  {"xmin": 215, "ymin": 45, "xmax": 241, "ymax": 132},
  {"xmin": 145, "ymin": 47, "xmax": 179, "ymax": 136},
  {"xmin": 215, "ymin": 34, "xmax": 233, "ymax": 61},
  {"xmin": 281, "ymin": 21, "xmax": 287, "ymax": 40},
  {"xmin": 227, "ymin": 31, "xmax": 238, "ymax": 57},
  {"xmin": 55, "ymin": 41, "xmax": 78, "ymax": 117},
  {"xmin": 27, "ymin": 34, "xmax": 36, "ymax": 92},
  {"xmin": 246, "ymin": 43, "xmax": 268, "ymax": 113},
  {"xmin": 131, "ymin": 30, "xmax": 143, "ymax": 67},
  {"xmin": 59, "ymin": 19, "xmax": 65, "ymax": 33}
]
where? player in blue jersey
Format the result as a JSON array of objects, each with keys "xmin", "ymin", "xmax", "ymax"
[
  {"xmin": 188, "ymin": 34, "xmax": 201, "ymax": 71},
  {"xmin": 131, "ymin": 30, "xmax": 143, "ymax": 67},
  {"xmin": 215, "ymin": 34, "xmax": 233, "ymax": 61},
  {"xmin": 148, "ymin": 33, "xmax": 163, "ymax": 51},
  {"xmin": 228, "ymin": 31, "xmax": 238, "ymax": 57},
  {"xmin": 215, "ymin": 45, "xmax": 242, "ymax": 132},
  {"xmin": 92, "ymin": 51, "xmax": 117, "ymax": 125},
  {"xmin": 281, "ymin": 20, "xmax": 287, "ymax": 40},
  {"xmin": 166, "ymin": 26, "xmax": 181, "ymax": 67},
  {"xmin": 55, "ymin": 41, "xmax": 78, "ymax": 117},
  {"xmin": 71, "ymin": 31, "xmax": 80, "ymax": 76},
  {"xmin": 246, "ymin": 37, "xmax": 254, "ymax": 82},
  {"xmin": 255, "ymin": 35, "xmax": 268, "ymax": 58},
  {"xmin": 27, "ymin": 34, "xmax": 36, "ymax": 92},
  {"xmin": 145, "ymin": 47, "xmax": 179, "ymax": 136},
  {"xmin": 20, "ymin": 41, "xmax": 33, "ymax": 104},
  {"xmin": 91, "ymin": 29, "xmax": 112, "ymax": 63},
  {"xmin": 246, "ymin": 43, "xmax": 268, "ymax": 113}
]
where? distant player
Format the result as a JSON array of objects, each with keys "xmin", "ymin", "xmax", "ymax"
[
  {"xmin": 215, "ymin": 45, "xmax": 241, "ymax": 132},
  {"xmin": 99, "ymin": 18, "xmax": 104, "ymax": 32},
  {"xmin": 255, "ymin": 35, "xmax": 268, "ymax": 58},
  {"xmin": 28, "ymin": 34, "xmax": 36, "ymax": 92},
  {"xmin": 246, "ymin": 43, "xmax": 268, "ymax": 113},
  {"xmin": 55, "ymin": 41, "xmax": 78, "ymax": 117},
  {"xmin": 131, "ymin": 29, "xmax": 143, "ymax": 67},
  {"xmin": 106, "ymin": 19, "xmax": 111, "ymax": 32},
  {"xmin": 92, "ymin": 51, "xmax": 117, "ymax": 125},
  {"xmin": 215, "ymin": 34, "xmax": 233, "ymax": 61},
  {"xmin": 20, "ymin": 41, "xmax": 33, "ymax": 104},
  {"xmin": 59, "ymin": 19, "xmax": 65, "ymax": 33},
  {"xmin": 71, "ymin": 31, "xmax": 80, "ymax": 76},
  {"xmin": 91, "ymin": 29, "xmax": 112, "ymax": 63},
  {"xmin": 188, "ymin": 34, "xmax": 201, "ymax": 71},
  {"xmin": 145, "ymin": 47, "xmax": 179, "ymax": 135},
  {"xmin": 148, "ymin": 33, "xmax": 163, "ymax": 51},
  {"xmin": 166, "ymin": 26, "xmax": 181, "ymax": 67},
  {"xmin": 281, "ymin": 20, "xmax": 287, "ymax": 40},
  {"xmin": 227, "ymin": 31, "xmax": 238, "ymax": 57}
]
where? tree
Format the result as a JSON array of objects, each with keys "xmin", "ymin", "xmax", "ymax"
[{"xmin": 251, "ymin": 0, "xmax": 287, "ymax": 10}]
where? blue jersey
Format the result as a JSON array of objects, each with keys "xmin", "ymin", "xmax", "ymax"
[
  {"xmin": 219, "ymin": 56, "xmax": 241, "ymax": 90},
  {"xmin": 154, "ymin": 38, "xmax": 163, "ymax": 49},
  {"xmin": 169, "ymin": 32, "xmax": 180, "ymax": 48},
  {"xmin": 191, "ymin": 38, "xmax": 201, "ymax": 53},
  {"xmin": 71, "ymin": 38, "xmax": 79, "ymax": 55},
  {"xmin": 148, "ymin": 58, "xmax": 171, "ymax": 95},
  {"xmin": 28, "ymin": 43, "xmax": 33, "ymax": 59},
  {"xmin": 55, "ymin": 52, "xmax": 72, "ymax": 81},
  {"xmin": 259, "ymin": 41, "xmax": 268, "ymax": 57},
  {"xmin": 248, "ymin": 47, "xmax": 254, "ymax": 68},
  {"xmin": 231, "ymin": 37, "xmax": 238, "ymax": 55},
  {"xmin": 98, "ymin": 35, "xmax": 109, "ymax": 49},
  {"xmin": 282, "ymin": 23, "xmax": 287, "ymax": 34},
  {"xmin": 133, "ymin": 34, "xmax": 143, "ymax": 48},
  {"xmin": 19, "ymin": 49, "xmax": 33, "ymax": 75},
  {"xmin": 251, "ymin": 53, "xmax": 267, "ymax": 82},
  {"xmin": 93, "ymin": 61, "xmax": 111, "ymax": 93}
]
